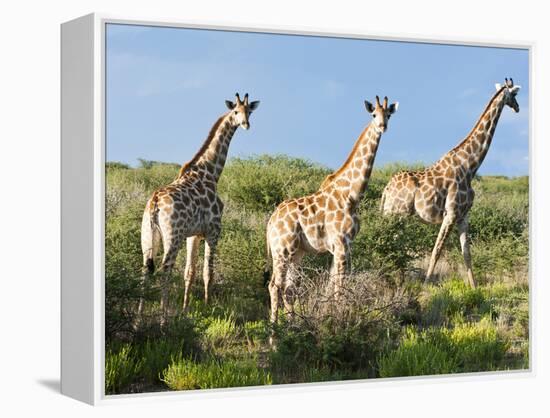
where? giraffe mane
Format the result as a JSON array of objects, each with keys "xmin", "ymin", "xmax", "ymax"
[
  {"xmin": 320, "ymin": 124, "xmax": 371, "ymax": 189},
  {"xmin": 450, "ymin": 85, "xmax": 507, "ymax": 153},
  {"xmin": 176, "ymin": 114, "xmax": 227, "ymax": 179}
]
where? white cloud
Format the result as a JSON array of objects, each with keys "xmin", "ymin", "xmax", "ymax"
[
  {"xmin": 458, "ymin": 87, "xmax": 477, "ymax": 99},
  {"xmin": 499, "ymin": 105, "xmax": 529, "ymax": 125},
  {"xmin": 323, "ymin": 79, "xmax": 346, "ymax": 97},
  {"xmin": 481, "ymin": 148, "xmax": 529, "ymax": 176}
]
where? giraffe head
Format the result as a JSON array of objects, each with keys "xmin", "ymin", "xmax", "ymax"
[
  {"xmin": 495, "ymin": 78, "xmax": 521, "ymax": 113},
  {"xmin": 225, "ymin": 93, "xmax": 260, "ymax": 130},
  {"xmin": 364, "ymin": 95, "xmax": 399, "ymax": 133}
]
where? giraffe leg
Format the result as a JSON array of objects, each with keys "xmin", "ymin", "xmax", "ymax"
[
  {"xmin": 457, "ymin": 218, "xmax": 477, "ymax": 289},
  {"xmin": 330, "ymin": 239, "xmax": 349, "ymax": 300},
  {"xmin": 283, "ymin": 252, "xmax": 304, "ymax": 319},
  {"xmin": 158, "ymin": 237, "xmax": 182, "ymax": 326},
  {"xmin": 136, "ymin": 264, "xmax": 149, "ymax": 327},
  {"xmin": 425, "ymin": 213, "xmax": 457, "ymax": 284},
  {"xmin": 269, "ymin": 257, "xmax": 288, "ymax": 347},
  {"xmin": 182, "ymin": 236, "xmax": 201, "ymax": 312},
  {"xmin": 203, "ymin": 230, "xmax": 220, "ymax": 306}
]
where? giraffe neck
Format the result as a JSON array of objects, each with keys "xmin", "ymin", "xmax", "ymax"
[
  {"xmin": 322, "ymin": 122, "xmax": 382, "ymax": 205},
  {"xmin": 176, "ymin": 113, "xmax": 237, "ymax": 183},
  {"xmin": 447, "ymin": 88, "xmax": 506, "ymax": 179}
]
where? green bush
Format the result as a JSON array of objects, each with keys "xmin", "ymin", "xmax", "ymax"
[
  {"xmin": 468, "ymin": 204, "xmax": 527, "ymax": 242},
  {"xmin": 214, "ymin": 216, "xmax": 269, "ymax": 321},
  {"xmin": 450, "ymin": 319, "xmax": 508, "ymax": 372},
  {"xmin": 218, "ymin": 155, "xmax": 330, "ymax": 212},
  {"xmin": 378, "ymin": 328, "xmax": 458, "ymax": 377},
  {"xmin": 105, "ymin": 316, "xmax": 202, "ymax": 394},
  {"xmin": 105, "ymin": 344, "xmax": 142, "ymax": 394},
  {"xmin": 379, "ymin": 319, "xmax": 508, "ymax": 377},
  {"xmin": 136, "ymin": 315, "xmax": 202, "ymax": 379},
  {"xmin": 107, "ymin": 162, "xmax": 179, "ymax": 201},
  {"xmin": 474, "ymin": 175, "xmax": 528, "ymax": 195},
  {"xmin": 353, "ymin": 212, "xmax": 436, "ymax": 274},
  {"xmin": 243, "ymin": 320, "xmax": 270, "ymax": 348},
  {"xmin": 421, "ymin": 278, "xmax": 490, "ymax": 326},
  {"xmin": 162, "ymin": 357, "xmax": 272, "ymax": 390},
  {"xmin": 104, "ymin": 157, "xmax": 529, "ymax": 391},
  {"xmin": 105, "ymin": 203, "xmax": 144, "ymax": 341},
  {"xmin": 201, "ymin": 315, "xmax": 239, "ymax": 353},
  {"xmin": 448, "ymin": 234, "xmax": 528, "ymax": 280},
  {"xmin": 106, "ymin": 161, "xmax": 131, "ymax": 170}
]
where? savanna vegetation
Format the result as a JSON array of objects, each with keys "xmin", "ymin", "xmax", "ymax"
[{"xmin": 105, "ymin": 155, "xmax": 529, "ymax": 394}]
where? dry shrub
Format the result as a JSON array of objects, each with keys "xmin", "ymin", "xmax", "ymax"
[
  {"xmin": 270, "ymin": 268, "xmax": 419, "ymax": 380},
  {"xmin": 291, "ymin": 268, "xmax": 413, "ymax": 329}
]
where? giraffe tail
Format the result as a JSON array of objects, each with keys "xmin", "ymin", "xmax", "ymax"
[
  {"xmin": 379, "ymin": 187, "xmax": 387, "ymax": 213},
  {"xmin": 144, "ymin": 192, "xmax": 160, "ymax": 274},
  {"xmin": 263, "ymin": 230, "xmax": 272, "ymax": 287}
]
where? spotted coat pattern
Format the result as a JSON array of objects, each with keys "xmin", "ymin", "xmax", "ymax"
[
  {"xmin": 266, "ymin": 96, "xmax": 398, "ymax": 327},
  {"xmin": 380, "ymin": 79, "xmax": 521, "ymax": 288},
  {"xmin": 137, "ymin": 94, "xmax": 260, "ymax": 322}
]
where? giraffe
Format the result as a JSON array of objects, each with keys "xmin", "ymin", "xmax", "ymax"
[
  {"xmin": 380, "ymin": 78, "xmax": 521, "ymax": 288},
  {"xmin": 266, "ymin": 96, "xmax": 398, "ymax": 328},
  {"xmin": 138, "ymin": 93, "xmax": 260, "ymax": 323}
]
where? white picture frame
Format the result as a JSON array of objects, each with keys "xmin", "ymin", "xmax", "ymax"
[{"xmin": 61, "ymin": 13, "xmax": 534, "ymax": 405}]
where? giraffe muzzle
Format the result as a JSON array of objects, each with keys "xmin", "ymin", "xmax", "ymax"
[{"xmin": 242, "ymin": 122, "xmax": 250, "ymax": 130}]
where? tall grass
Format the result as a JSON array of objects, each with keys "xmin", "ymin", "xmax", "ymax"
[
  {"xmin": 105, "ymin": 344, "xmax": 142, "ymax": 394},
  {"xmin": 162, "ymin": 357, "xmax": 272, "ymax": 390},
  {"xmin": 379, "ymin": 318, "xmax": 508, "ymax": 377},
  {"xmin": 105, "ymin": 156, "xmax": 529, "ymax": 393}
]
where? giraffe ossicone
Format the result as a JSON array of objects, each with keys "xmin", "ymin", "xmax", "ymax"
[
  {"xmin": 380, "ymin": 78, "xmax": 521, "ymax": 288},
  {"xmin": 137, "ymin": 93, "xmax": 260, "ymax": 325},
  {"xmin": 265, "ymin": 95, "xmax": 398, "ymax": 338}
]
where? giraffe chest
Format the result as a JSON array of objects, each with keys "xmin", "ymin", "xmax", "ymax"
[
  {"xmin": 299, "ymin": 204, "xmax": 358, "ymax": 253},
  {"xmin": 453, "ymin": 184, "xmax": 475, "ymax": 217},
  {"xmin": 267, "ymin": 193, "xmax": 359, "ymax": 257}
]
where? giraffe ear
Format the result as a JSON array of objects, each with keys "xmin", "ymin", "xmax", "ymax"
[
  {"xmin": 225, "ymin": 100, "xmax": 236, "ymax": 110},
  {"xmin": 495, "ymin": 83, "xmax": 502, "ymax": 91},
  {"xmin": 248, "ymin": 101, "xmax": 260, "ymax": 111},
  {"xmin": 510, "ymin": 85, "xmax": 521, "ymax": 93},
  {"xmin": 388, "ymin": 102, "xmax": 399, "ymax": 114},
  {"xmin": 364, "ymin": 100, "xmax": 375, "ymax": 113}
]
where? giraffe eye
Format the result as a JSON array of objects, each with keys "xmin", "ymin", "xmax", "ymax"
[
  {"xmin": 234, "ymin": 111, "xmax": 238, "ymax": 115},
  {"xmin": 373, "ymin": 114, "xmax": 376, "ymax": 118}
]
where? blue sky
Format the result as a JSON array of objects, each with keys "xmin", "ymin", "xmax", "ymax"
[{"xmin": 106, "ymin": 24, "xmax": 529, "ymax": 176}]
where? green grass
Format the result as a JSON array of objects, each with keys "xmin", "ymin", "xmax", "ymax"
[
  {"xmin": 162, "ymin": 357, "xmax": 272, "ymax": 390},
  {"xmin": 105, "ymin": 156, "xmax": 529, "ymax": 394},
  {"xmin": 105, "ymin": 344, "xmax": 142, "ymax": 394},
  {"xmin": 201, "ymin": 315, "xmax": 239, "ymax": 353},
  {"xmin": 379, "ymin": 319, "xmax": 509, "ymax": 377},
  {"xmin": 421, "ymin": 278, "xmax": 490, "ymax": 326}
]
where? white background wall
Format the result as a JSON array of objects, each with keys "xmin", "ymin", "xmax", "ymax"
[{"xmin": 0, "ymin": 0, "xmax": 548, "ymax": 416}]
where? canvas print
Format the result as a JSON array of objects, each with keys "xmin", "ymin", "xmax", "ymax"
[{"xmin": 105, "ymin": 23, "xmax": 529, "ymax": 395}]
